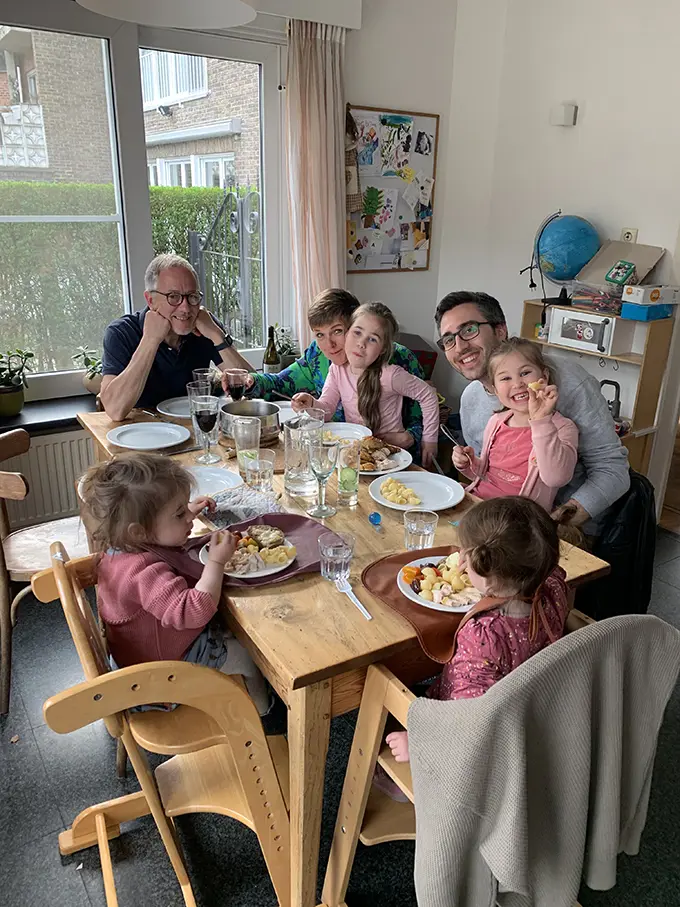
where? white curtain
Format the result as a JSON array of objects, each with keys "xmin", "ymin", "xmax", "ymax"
[{"xmin": 286, "ymin": 20, "xmax": 346, "ymax": 348}]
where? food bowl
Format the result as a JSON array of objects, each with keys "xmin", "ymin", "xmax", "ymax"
[{"xmin": 220, "ymin": 399, "xmax": 281, "ymax": 442}]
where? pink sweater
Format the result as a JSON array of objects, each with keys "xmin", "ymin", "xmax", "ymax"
[
  {"xmin": 429, "ymin": 567, "xmax": 569, "ymax": 700},
  {"xmin": 317, "ymin": 362, "xmax": 440, "ymax": 442},
  {"xmin": 462, "ymin": 410, "xmax": 578, "ymax": 510},
  {"xmin": 97, "ymin": 550, "xmax": 217, "ymax": 668}
]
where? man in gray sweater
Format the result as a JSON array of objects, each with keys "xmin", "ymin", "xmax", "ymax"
[{"xmin": 435, "ymin": 290, "xmax": 630, "ymax": 529}]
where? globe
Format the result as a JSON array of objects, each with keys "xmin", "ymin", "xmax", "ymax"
[{"xmin": 536, "ymin": 214, "xmax": 600, "ymax": 285}]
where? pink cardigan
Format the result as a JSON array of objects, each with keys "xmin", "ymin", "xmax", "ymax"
[{"xmin": 461, "ymin": 410, "xmax": 578, "ymax": 510}]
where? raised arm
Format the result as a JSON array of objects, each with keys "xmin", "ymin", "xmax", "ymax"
[
  {"xmin": 390, "ymin": 368, "xmax": 439, "ymax": 442},
  {"xmin": 249, "ymin": 344, "xmax": 319, "ymax": 400},
  {"xmin": 530, "ymin": 415, "xmax": 579, "ymax": 488}
]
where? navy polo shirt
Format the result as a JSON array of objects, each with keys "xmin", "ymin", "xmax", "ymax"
[{"xmin": 102, "ymin": 309, "xmax": 223, "ymax": 409}]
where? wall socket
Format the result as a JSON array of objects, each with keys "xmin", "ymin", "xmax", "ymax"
[{"xmin": 620, "ymin": 227, "xmax": 639, "ymax": 243}]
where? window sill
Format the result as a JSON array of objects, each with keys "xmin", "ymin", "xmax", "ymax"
[{"xmin": 0, "ymin": 394, "xmax": 98, "ymax": 437}]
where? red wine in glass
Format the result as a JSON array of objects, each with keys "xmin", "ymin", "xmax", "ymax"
[
  {"xmin": 196, "ymin": 412, "xmax": 217, "ymax": 433},
  {"xmin": 229, "ymin": 382, "xmax": 246, "ymax": 401}
]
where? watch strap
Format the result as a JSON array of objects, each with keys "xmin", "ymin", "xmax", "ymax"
[{"xmin": 214, "ymin": 335, "xmax": 234, "ymax": 352}]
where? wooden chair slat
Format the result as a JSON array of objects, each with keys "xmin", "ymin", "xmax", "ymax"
[
  {"xmin": 0, "ymin": 471, "xmax": 29, "ymax": 502},
  {"xmin": 0, "ymin": 428, "xmax": 30, "ymax": 463}
]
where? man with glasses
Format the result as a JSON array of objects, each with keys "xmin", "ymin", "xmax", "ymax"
[
  {"xmin": 101, "ymin": 253, "xmax": 252, "ymax": 420},
  {"xmin": 435, "ymin": 290, "xmax": 630, "ymax": 530}
]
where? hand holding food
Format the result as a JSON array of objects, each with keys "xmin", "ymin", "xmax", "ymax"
[
  {"xmin": 291, "ymin": 392, "xmax": 317, "ymax": 412},
  {"xmin": 380, "ymin": 476, "xmax": 421, "ymax": 505},
  {"xmin": 528, "ymin": 382, "xmax": 559, "ymax": 421},
  {"xmin": 207, "ymin": 530, "xmax": 238, "ymax": 566}
]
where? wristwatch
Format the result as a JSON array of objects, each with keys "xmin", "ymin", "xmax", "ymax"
[{"xmin": 214, "ymin": 335, "xmax": 234, "ymax": 352}]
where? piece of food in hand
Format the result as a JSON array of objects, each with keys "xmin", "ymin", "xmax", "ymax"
[
  {"xmin": 380, "ymin": 477, "xmax": 421, "ymax": 505},
  {"xmin": 247, "ymin": 525, "xmax": 286, "ymax": 549},
  {"xmin": 528, "ymin": 381, "xmax": 543, "ymax": 391}
]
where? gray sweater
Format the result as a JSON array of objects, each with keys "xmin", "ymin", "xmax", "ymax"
[
  {"xmin": 459, "ymin": 355, "xmax": 630, "ymax": 520},
  {"xmin": 408, "ymin": 615, "xmax": 680, "ymax": 907}
]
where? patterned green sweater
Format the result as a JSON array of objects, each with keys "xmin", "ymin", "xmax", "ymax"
[{"xmin": 250, "ymin": 340, "xmax": 425, "ymax": 459}]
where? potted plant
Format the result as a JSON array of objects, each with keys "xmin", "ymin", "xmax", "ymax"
[
  {"xmin": 274, "ymin": 324, "xmax": 300, "ymax": 370},
  {"xmin": 72, "ymin": 347, "xmax": 103, "ymax": 395},
  {"xmin": 0, "ymin": 349, "xmax": 34, "ymax": 417}
]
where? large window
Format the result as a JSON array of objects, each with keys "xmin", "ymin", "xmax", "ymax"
[{"xmin": 139, "ymin": 49, "xmax": 207, "ymax": 109}]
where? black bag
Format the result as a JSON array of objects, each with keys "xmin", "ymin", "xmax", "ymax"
[{"xmin": 575, "ymin": 470, "xmax": 656, "ymax": 620}]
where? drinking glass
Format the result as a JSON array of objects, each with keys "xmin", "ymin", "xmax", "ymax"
[
  {"xmin": 233, "ymin": 416, "xmax": 261, "ymax": 480},
  {"xmin": 307, "ymin": 439, "xmax": 340, "ymax": 518},
  {"xmin": 337, "ymin": 440, "xmax": 360, "ymax": 506},
  {"xmin": 403, "ymin": 509, "xmax": 439, "ymax": 550},
  {"xmin": 283, "ymin": 413, "xmax": 324, "ymax": 496},
  {"xmin": 186, "ymin": 379, "xmax": 211, "ymax": 401},
  {"xmin": 192, "ymin": 368, "xmax": 213, "ymax": 387},
  {"xmin": 318, "ymin": 531, "xmax": 355, "ymax": 583},
  {"xmin": 191, "ymin": 394, "xmax": 220, "ymax": 465},
  {"xmin": 224, "ymin": 368, "xmax": 249, "ymax": 402},
  {"xmin": 244, "ymin": 448, "xmax": 276, "ymax": 492}
]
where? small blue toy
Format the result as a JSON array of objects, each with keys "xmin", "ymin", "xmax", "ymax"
[{"xmin": 368, "ymin": 511, "xmax": 382, "ymax": 531}]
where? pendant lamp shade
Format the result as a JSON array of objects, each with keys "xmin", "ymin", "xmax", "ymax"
[{"xmin": 76, "ymin": 0, "xmax": 257, "ymax": 29}]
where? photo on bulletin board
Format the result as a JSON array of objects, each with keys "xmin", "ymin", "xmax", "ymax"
[{"xmin": 346, "ymin": 104, "xmax": 439, "ymax": 274}]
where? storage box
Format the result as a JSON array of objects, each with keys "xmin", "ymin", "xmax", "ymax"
[
  {"xmin": 575, "ymin": 240, "xmax": 665, "ymax": 297},
  {"xmin": 547, "ymin": 306, "xmax": 635, "ymax": 357},
  {"xmin": 620, "ymin": 302, "xmax": 674, "ymax": 322},
  {"xmin": 622, "ymin": 285, "xmax": 679, "ymax": 306}
]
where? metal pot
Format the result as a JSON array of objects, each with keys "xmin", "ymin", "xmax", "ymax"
[{"xmin": 219, "ymin": 399, "xmax": 281, "ymax": 441}]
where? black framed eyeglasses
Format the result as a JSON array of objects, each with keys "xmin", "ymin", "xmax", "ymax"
[
  {"xmin": 151, "ymin": 290, "xmax": 203, "ymax": 307},
  {"xmin": 436, "ymin": 321, "xmax": 493, "ymax": 352}
]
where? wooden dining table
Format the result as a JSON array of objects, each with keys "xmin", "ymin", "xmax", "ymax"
[{"xmin": 78, "ymin": 409, "xmax": 610, "ymax": 907}]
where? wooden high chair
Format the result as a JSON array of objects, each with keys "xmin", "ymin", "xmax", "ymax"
[
  {"xmin": 34, "ymin": 542, "xmax": 292, "ymax": 907},
  {"xmin": 320, "ymin": 609, "xmax": 595, "ymax": 907}
]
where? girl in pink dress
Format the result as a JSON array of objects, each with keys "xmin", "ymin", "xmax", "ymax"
[
  {"xmin": 291, "ymin": 302, "xmax": 440, "ymax": 467},
  {"xmin": 453, "ymin": 337, "xmax": 578, "ymax": 511},
  {"xmin": 385, "ymin": 496, "xmax": 570, "ymax": 766}
]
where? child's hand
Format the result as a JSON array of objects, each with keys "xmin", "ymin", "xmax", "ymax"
[
  {"xmin": 291, "ymin": 392, "xmax": 317, "ymax": 412},
  {"xmin": 386, "ymin": 730, "xmax": 410, "ymax": 763},
  {"xmin": 452, "ymin": 446, "xmax": 474, "ymax": 470},
  {"xmin": 528, "ymin": 382, "xmax": 558, "ymax": 421},
  {"xmin": 207, "ymin": 530, "xmax": 237, "ymax": 566},
  {"xmin": 420, "ymin": 441, "xmax": 438, "ymax": 468},
  {"xmin": 188, "ymin": 495, "xmax": 216, "ymax": 516}
]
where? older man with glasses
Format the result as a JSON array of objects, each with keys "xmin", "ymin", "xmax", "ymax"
[
  {"xmin": 101, "ymin": 253, "xmax": 252, "ymax": 421},
  {"xmin": 435, "ymin": 290, "xmax": 630, "ymax": 532}
]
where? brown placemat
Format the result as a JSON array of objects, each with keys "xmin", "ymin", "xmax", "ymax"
[{"xmin": 361, "ymin": 546, "xmax": 466, "ymax": 663}]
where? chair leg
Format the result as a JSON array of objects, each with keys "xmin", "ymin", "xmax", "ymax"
[
  {"xmin": 10, "ymin": 584, "xmax": 32, "ymax": 627},
  {"xmin": 0, "ymin": 576, "xmax": 13, "ymax": 715},
  {"xmin": 115, "ymin": 739, "xmax": 127, "ymax": 778}
]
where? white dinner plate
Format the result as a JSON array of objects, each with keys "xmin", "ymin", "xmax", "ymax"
[
  {"xmin": 397, "ymin": 555, "xmax": 482, "ymax": 613},
  {"xmin": 274, "ymin": 402, "xmax": 297, "ymax": 425},
  {"xmin": 187, "ymin": 466, "xmax": 243, "ymax": 497},
  {"xmin": 368, "ymin": 473, "xmax": 465, "ymax": 512},
  {"xmin": 323, "ymin": 422, "xmax": 372, "ymax": 442},
  {"xmin": 106, "ymin": 422, "xmax": 191, "ymax": 451},
  {"xmin": 156, "ymin": 396, "xmax": 191, "ymax": 419},
  {"xmin": 198, "ymin": 538, "xmax": 296, "ymax": 578},
  {"xmin": 359, "ymin": 447, "xmax": 413, "ymax": 476}
]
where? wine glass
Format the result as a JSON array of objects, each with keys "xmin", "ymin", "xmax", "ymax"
[
  {"xmin": 225, "ymin": 368, "xmax": 249, "ymax": 401},
  {"xmin": 307, "ymin": 439, "xmax": 340, "ymax": 518},
  {"xmin": 191, "ymin": 394, "xmax": 220, "ymax": 464}
]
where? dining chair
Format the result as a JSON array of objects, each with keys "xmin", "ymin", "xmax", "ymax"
[
  {"xmin": 0, "ymin": 428, "xmax": 90, "ymax": 714},
  {"xmin": 35, "ymin": 541, "xmax": 292, "ymax": 907},
  {"xmin": 320, "ymin": 608, "xmax": 597, "ymax": 907}
]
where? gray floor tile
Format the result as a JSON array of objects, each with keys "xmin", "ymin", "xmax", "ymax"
[
  {"xmin": 0, "ymin": 831, "xmax": 91, "ymax": 907},
  {"xmin": 649, "ymin": 578, "xmax": 680, "ymax": 630},
  {"xmin": 652, "ymin": 557, "xmax": 680, "ymax": 593},
  {"xmin": 655, "ymin": 528, "xmax": 680, "ymax": 566}
]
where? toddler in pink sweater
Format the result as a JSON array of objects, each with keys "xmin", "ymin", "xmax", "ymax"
[
  {"xmin": 291, "ymin": 302, "xmax": 440, "ymax": 467},
  {"xmin": 453, "ymin": 337, "xmax": 578, "ymax": 510},
  {"xmin": 80, "ymin": 453, "xmax": 270, "ymax": 714}
]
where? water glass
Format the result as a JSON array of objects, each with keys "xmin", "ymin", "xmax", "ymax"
[
  {"xmin": 233, "ymin": 416, "xmax": 261, "ymax": 480},
  {"xmin": 191, "ymin": 394, "xmax": 220, "ymax": 465},
  {"xmin": 307, "ymin": 439, "xmax": 340, "ymax": 519},
  {"xmin": 283, "ymin": 414, "xmax": 324, "ymax": 496},
  {"xmin": 186, "ymin": 379, "xmax": 211, "ymax": 401},
  {"xmin": 192, "ymin": 368, "xmax": 213, "ymax": 387},
  {"xmin": 337, "ymin": 440, "xmax": 360, "ymax": 507},
  {"xmin": 244, "ymin": 448, "xmax": 276, "ymax": 492},
  {"xmin": 224, "ymin": 368, "xmax": 249, "ymax": 402},
  {"xmin": 319, "ymin": 531, "xmax": 355, "ymax": 583},
  {"xmin": 404, "ymin": 509, "xmax": 439, "ymax": 550}
]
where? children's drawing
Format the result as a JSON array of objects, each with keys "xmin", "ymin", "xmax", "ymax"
[
  {"xmin": 414, "ymin": 131, "xmax": 434, "ymax": 155},
  {"xmin": 376, "ymin": 189, "xmax": 399, "ymax": 232},
  {"xmin": 361, "ymin": 186, "xmax": 384, "ymax": 228},
  {"xmin": 379, "ymin": 114, "xmax": 413, "ymax": 177},
  {"xmin": 356, "ymin": 112, "xmax": 381, "ymax": 175}
]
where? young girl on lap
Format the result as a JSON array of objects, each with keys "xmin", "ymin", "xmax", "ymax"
[
  {"xmin": 292, "ymin": 302, "xmax": 440, "ymax": 466},
  {"xmin": 453, "ymin": 337, "xmax": 578, "ymax": 510},
  {"xmin": 80, "ymin": 454, "xmax": 270, "ymax": 714}
]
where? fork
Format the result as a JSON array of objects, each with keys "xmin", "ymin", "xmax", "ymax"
[{"xmin": 335, "ymin": 577, "xmax": 372, "ymax": 621}]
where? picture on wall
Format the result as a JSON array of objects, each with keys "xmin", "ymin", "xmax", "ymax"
[{"xmin": 347, "ymin": 104, "xmax": 439, "ymax": 273}]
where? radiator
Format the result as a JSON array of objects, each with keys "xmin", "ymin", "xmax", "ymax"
[{"xmin": 5, "ymin": 429, "xmax": 95, "ymax": 529}]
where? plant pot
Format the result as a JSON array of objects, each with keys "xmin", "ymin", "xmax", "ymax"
[
  {"xmin": 280, "ymin": 354, "xmax": 298, "ymax": 370},
  {"xmin": 83, "ymin": 373, "xmax": 103, "ymax": 395},
  {"xmin": 0, "ymin": 385, "xmax": 25, "ymax": 417}
]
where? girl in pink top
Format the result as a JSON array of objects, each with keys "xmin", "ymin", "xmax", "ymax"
[
  {"xmin": 291, "ymin": 302, "xmax": 440, "ymax": 467},
  {"xmin": 384, "ymin": 496, "xmax": 569, "ymax": 767},
  {"xmin": 453, "ymin": 337, "xmax": 578, "ymax": 511},
  {"xmin": 80, "ymin": 454, "xmax": 270, "ymax": 714}
]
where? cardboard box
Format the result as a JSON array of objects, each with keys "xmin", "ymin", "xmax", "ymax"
[
  {"xmin": 622, "ymin": 285, "xmax": 679, "ymax": 306},
  {"xmin": 620, "ymin": 302, "xmax": 674, "ymax": 322},
  {"xmin": 575, "ymin": 240, "xmax": 665, "ymax": 296}
]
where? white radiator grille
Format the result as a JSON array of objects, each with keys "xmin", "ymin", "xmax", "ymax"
[{"xmin": 5, "ymin": 429, "xmax": 95, "ymax": 529}]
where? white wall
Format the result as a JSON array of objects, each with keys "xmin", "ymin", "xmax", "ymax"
[{"xmin": 345, "ymin": 0, "xmax": 458, "ymax": 393}]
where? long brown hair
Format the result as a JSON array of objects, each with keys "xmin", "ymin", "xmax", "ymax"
[
  {"xmin": 80, "ymin": 453, "xmax": 194, "ymax": 553},
  {"xmin": 352, "ymin": 301, "xmax": 398, "ymax": 434},
  {"xmin": 487, "ymin": 336, "xmax": 555, "ymax": 390}
]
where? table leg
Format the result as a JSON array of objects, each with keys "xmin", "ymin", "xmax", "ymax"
[{"xmin": 288, "ymin": 680, "xmax": 332, "ymax": 907}]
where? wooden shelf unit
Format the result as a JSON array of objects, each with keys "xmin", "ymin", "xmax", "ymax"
[{"xmin": 520, "ymin": 299, "xmax": 675, "ymax": 474}]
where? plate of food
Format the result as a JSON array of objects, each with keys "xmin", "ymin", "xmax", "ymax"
[
  {"xmin": 199, "ymin": 524, "xmax": 297, "ymax": 578},
  {"xmin": 359, "ymin": 436, "xmax": 413, "ymax": 475},
  {"xmin": 323, "ymin": 422, "xmax": 372, "ymax": 443},
  {"xmin": 369, "ymin": 473, "xmax": 465, "ymax": 512},
  {"xmin": 156, "ymin": 396, "xmax": 191, "ymax": 419},
  {"xmin": 397, "ymin": 552, "xmax": 482, "ymax": 613}
]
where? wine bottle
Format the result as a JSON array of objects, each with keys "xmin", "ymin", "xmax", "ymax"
[{"xmin": 263, "ymin": 325, "xmax": 280, "ymax": 374}]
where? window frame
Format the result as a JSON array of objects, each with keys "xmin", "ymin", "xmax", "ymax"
[
  {"xmin": 198, "ymin": 152, "xmax": 236, "ymax": 189},
  {"xmin": 139, "ymin": 48, "xmax": 208, "ymax": 110}
]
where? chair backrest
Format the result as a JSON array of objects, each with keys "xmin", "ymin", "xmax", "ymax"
[{"xmin": 0, "ymin": 428, "xmax": 30, "ymax": 544}]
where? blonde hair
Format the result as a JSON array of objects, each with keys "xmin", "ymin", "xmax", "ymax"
[
  {"xmin": 80, "ymin": 454, "xmax": 194, "ymax": 553},
  {"xmin": 307, "ymin": 288, "xmax": 360, "ymax": 329},
  {"xmin": 352, "ymin": 301, "xmax": 398, "ymax": 434},
  {"xmin": 487, "ymin": 337, "xmax": 555, "ymax": 389}
]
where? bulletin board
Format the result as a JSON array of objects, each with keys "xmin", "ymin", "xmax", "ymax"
[{"xmin": 346, "ymin": 104, "xmax": 439, "ymax": 274}]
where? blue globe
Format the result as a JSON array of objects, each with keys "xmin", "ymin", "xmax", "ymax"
[{"xmin": 536, "ymin": 214, "xmax": 600, "ymax": 285}]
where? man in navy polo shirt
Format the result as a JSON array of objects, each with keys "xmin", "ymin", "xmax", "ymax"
[{"xmin": 101, "ymin": 253, "xmax": 253, "ymax": 421}]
